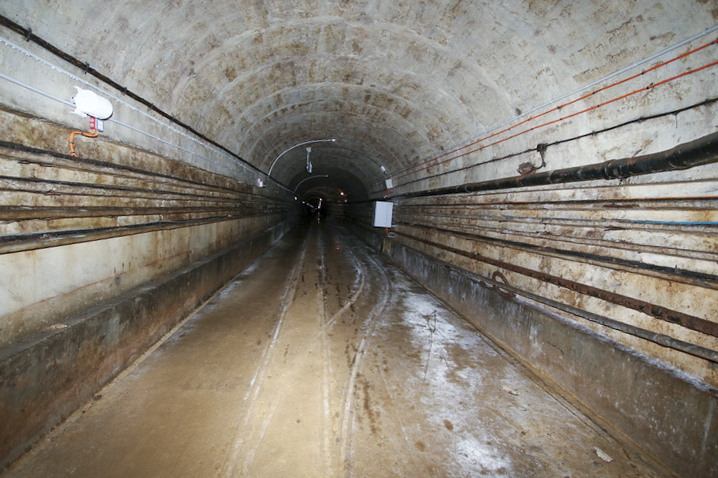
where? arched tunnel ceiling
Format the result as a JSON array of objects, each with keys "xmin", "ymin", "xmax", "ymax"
[{"xmin": 2, "ymin": 1, "xmax": 715, "ymax": 197}]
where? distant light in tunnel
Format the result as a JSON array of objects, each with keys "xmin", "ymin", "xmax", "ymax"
[{"xmin": 380, "ymin": 166, "xmax": 387, "ymax": 174}]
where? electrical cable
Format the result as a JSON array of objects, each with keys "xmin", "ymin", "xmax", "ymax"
[
  {"xmin": 0, "ymin": 32, "xmax": 299, "ymax": 194},
  {"xmin": 0, "ymin": 54, "xmax": 298, "ymax": 196},
  {"xmin": 429, "ymin": 60, "xmax": 718, "ymax": 171},
  {"xmin": 0, "ymin": 16, "xmax": 271, "ymax": 180},
  {"xmin": 393, "ymin": 56, "xmax": 718, "ymax": 184},
  {"xmin": 382, "ymin": 94, "xmax": 718, "ymax": 193},
  {"xmin": 69, "ymin": 128, "xmax": 98, "ymax": 157},
  {"xmin": 392, "ymin": 32, "xmax": 718, "ymax": 181},
  {"xmin": 0, "ymin": 35, "xmax": 253, "ymax": 172},
  {"xmin": 0, "ymin": 71, "xmax": 74, "ymax": 107},
  {"xmin": 400, "ymin": 37, "xmax": 718, "ymax": 178},
  {"xmin": 394, "ymin": 24, "xmax": 718, "ymax": 179},
  {"xmin": 0, "ymin": 65, "xmax": 251, "ymax": 179}
]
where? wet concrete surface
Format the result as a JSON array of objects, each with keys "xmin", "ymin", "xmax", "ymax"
[{"xmin": 2, "ymin": 222, "xmax": 669, "ymax": 477}]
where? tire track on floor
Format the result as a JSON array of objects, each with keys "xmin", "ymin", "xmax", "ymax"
[
  {"xmin": 339, "ymin": 240, "xmax": 393, "ymax": 478},
  {"xmin": 218, "ymin": 231, "xmax": 310, "ymax": 477}
]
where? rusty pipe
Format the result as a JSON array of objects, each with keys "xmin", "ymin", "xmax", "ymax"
[
  {"xmin": 456, "ymin": 264, "xmax": 718, "ymax": 364},
  {"xmin": 394, "ymin": 131, "xmax": 718, "ymax": 199},
  {"xmin": 394, "ymin": 230, "xmax": 718, "ymax": 338}
]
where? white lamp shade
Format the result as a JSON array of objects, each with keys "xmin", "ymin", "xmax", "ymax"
[{"xmin": 73, "ymin": 87, "xmax": 113, "ymax": 119}]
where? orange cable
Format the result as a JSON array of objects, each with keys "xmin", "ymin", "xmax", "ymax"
[
  {"xmin": 393, "ymin": 37, "xmax": 718, "ymax": 179},
  {"xmin": 69, "ymin": 129, "xmax": 99, "ymax": 157},
  {"xmin": 394, "ymin": 57, "xmax": 718, "ymax": 181}
]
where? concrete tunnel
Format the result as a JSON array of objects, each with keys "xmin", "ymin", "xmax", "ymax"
[{"xmin": 0, "ymin": 1, "xmax": 717, "ymax": 476}]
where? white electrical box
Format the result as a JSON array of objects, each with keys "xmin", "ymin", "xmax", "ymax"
[{"xmin": 373, "ymin": 201, "xmax": 393, "ymax": 228}]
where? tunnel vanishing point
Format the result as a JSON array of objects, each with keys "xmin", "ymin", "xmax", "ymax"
[{"xmin": 0, "ymin": 1, "xmax": 717, "ymax": 477}]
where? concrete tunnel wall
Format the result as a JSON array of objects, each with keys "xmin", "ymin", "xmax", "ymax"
[{"xmin": 0, "ymin": 1, "xmax": 717, "ymax": 476}]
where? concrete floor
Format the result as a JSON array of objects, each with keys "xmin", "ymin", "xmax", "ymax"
[{"xmin": 2, "ymin": 222, "xmax": 668, "ymax": 478}]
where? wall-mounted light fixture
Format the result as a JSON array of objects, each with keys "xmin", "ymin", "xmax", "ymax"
[
  {"xmin": 72, "ymin": 87, "xmax": 113, "ymax": 119},
  {"xmin": 69, "ymin": 87, "xmax": 114, "ymax": 157}
]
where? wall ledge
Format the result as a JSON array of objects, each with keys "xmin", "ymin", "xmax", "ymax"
[
  {"xmin": 355, "ymin": 226, "xmax": 718, "ymax": 478},
  {"xmin": 0, "ymin": 223, "xmax": 289, "ymax": 470}
]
